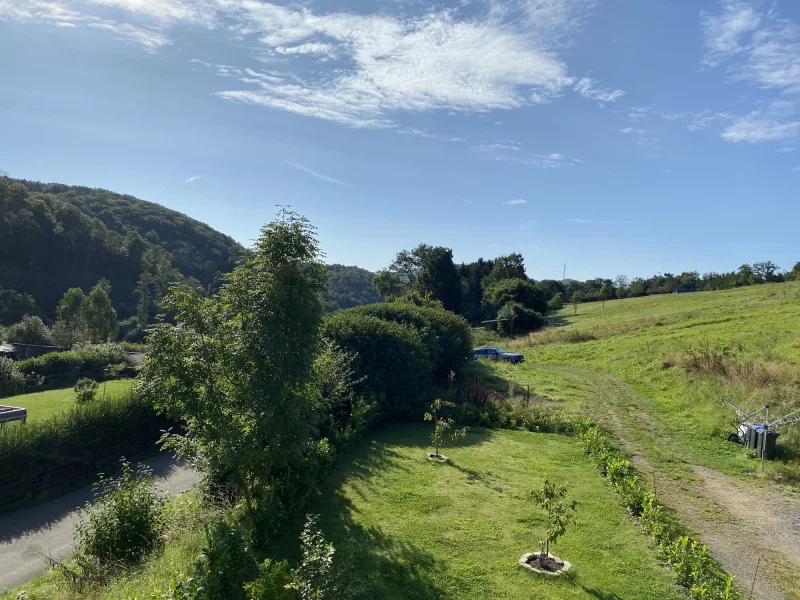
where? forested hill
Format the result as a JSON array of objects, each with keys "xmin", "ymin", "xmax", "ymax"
[
  {"xmin": 324, "ymin": 264, "xmax": 380, "ymax": 312},
  {"xmin": 17, "ymin": 179, "xmax": 243, "ymax": 285},
  {"xmin": 1, "ymin": 177, "xmax": 242, "ymax": 323}
]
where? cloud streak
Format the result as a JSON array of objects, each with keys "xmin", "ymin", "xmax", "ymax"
[
  {"xmin": 185, "ymin": 175, "xmax": 203, "ymax": 183},
  {"xmin": 285, "ymin": 161, "xmax": 347, "ymax": 186},
  {"xmin": 505, "ymin": 198, "xmax": 527, "ymax": 205}
]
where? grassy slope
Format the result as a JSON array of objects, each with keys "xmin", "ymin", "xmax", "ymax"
[
  {"xmin": 485, "ymin": 282, "xmax": 800, "ymax": 480},
  {"xmin": 274, "ymin": 424, "xmax": 683, "ymax": 600},
  {"xmin": 4, "ymin": 380, "xmax": 135, "ymax": 422}
]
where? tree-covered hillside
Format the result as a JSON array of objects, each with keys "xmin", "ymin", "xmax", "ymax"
[
  {"xmin": 323, "ymin": 264, "xmax": 380, "ymax": 312},
  {"xmin": 1, "ymin": 176, "xmax": 242, "ymax": 322},
  {"xmin": 17, "ymin": 179, "xmax": 242, "ymax": 286}
]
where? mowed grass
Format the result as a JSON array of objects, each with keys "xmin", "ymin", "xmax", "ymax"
[
  {"xmin": 274, "ymin": 423, "xmax": 683, "ymax": 600},
  {"xmin": 4, "ymin": 379, "xmax": 135, "ymax": 422},
  {"xmin": 481, "ymin": 281, "xmax": 800, "ymax": 480}
]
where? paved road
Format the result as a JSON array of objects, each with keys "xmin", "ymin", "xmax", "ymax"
[{"xmin": 0, "ymin": 453, "xmax": 199, "ymax": 592}]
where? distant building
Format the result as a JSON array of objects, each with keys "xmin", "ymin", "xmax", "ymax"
[{"xmin": 0, "ymin": 342, "xmax": 68, "ymax": 361}]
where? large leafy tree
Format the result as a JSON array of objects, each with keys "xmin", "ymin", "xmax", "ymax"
[
  {"xmin": 140, "ymin": 210, "xmax": 327, "ymax": 510},
  {"xmin": 375, "ymin": 243, "xmax": 462, "ymax": 312},
  {"xmin": 483, "ymin": 253, "xmax": 526, "ymax": 287},
  {"xmin": 53, "ymin": 287, "xmax": 88, "ymax": 346},
  {"xmin": 483, "ymin": 278, "xmax": 549, "ymax": 316},
  {"xmin": 83, "ymin": 281, "xmax": 118, "ymax": 343}
]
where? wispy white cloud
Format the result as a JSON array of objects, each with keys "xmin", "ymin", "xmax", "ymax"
[
  {"xmin": 791, "ymin": 166, "xmax": 800, "ymax": 172},
  {"xmin": 721, "ymin": 100, "xmax": 800, "ymax": 143},
  {"xmin": 0, "ymin": 0, "xmax": 172, "ymax": 49},
  {"xmin": 702, "ymin": 0, "xmax": 800, "ymax": 92},
  {"xmin": 505, "ymin": 198, "xmax": 527, "ymax": 205},
  {"xmin": 399, "ymin": 128, "xmax": 466, "ymax": 143},
  {"xmin": 471, "ymin": 141, "xmax": 579, "ymax": 168},
  {"xmin": 185, "ymin": 174, "xmax": 203, "ymax": 183},
  {"xmin": 285, "ymin": 161, "xmax": 347, "ymax": 186},
  {"xmin": 619, "ymin": 127, "xmax": 647, "ymax": 134},
  {"xmin": 274, "ymin": 42, "xmax": 336, "ymax": 58},
  {"xmin": 573, "ymin": 76, "xmax": 625, "ymax": 103},
  {"xmin": 777, "ymin": 146, "xmax": 796, "ymax": 152},
  {"xmin": 687, "ymin": 109, "xmax": 735, "ymax": 131}
]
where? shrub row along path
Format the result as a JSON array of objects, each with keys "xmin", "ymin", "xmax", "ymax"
[
  {"xmin": 0, "ymin": 453, "xmax": 199, "ymax": 592},
  {"xmin": 544, "ymin": 364, "xmax": 800, "ymax": 600}
]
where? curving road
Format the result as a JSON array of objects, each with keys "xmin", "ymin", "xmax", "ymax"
[{"xmin": 0, "ymin": 453, "xmax": 199, "ymax": 592}]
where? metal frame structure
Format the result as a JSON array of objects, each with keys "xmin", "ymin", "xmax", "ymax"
[
  {"xmin": 722, "ymin": 396, "xmax": 800, "ymax": 469},
  {"xmin": 0, "ymin": 405, "xmax": 27, "ymax": 427}
]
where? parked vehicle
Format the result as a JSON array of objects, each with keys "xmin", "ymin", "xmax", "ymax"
[{"xmin": 473, "ymin": 347, "xmax": 524, "ymax": 364}]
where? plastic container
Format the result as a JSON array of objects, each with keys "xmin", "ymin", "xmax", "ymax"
[{"xmin": 756, "ymin": 429, "xmax": 780, "ymax": 459}]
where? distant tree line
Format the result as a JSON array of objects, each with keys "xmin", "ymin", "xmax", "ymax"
[{"xmin": 372, "ymin": 241, "xmax": 800, "ymax": 332}]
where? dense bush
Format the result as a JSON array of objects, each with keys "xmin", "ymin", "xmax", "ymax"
[
  {"xmin": 0, "ymin": 356, "xmax": 25, "ymax": 397},
  {"xmin": 74, "ymin": 460, "xmax": 166, "ymax": 573},
  {"xmin": 577, "ymin": 424, "xmax": 738, "ymax": 600},
  {"xmin": 16, "ymin": 343, "xmax": 132, "ymax": 388},
  {"xmin": 0, "ymin": 388, "xmax": 172, "ymax": 496},
  {"xmin": 322, "ymin": 311, "xmax": 433, "ymax": 419},
  {"xmin": 74, "ymin": 377, "xmax": 99, "ymax": 403},
  {"xmin": 5, "ymin": 315, "xmax": 54, "ymax": 345},
  {"xmin": 482, "ymin": 278, "xmax": 549, "ymax": 316},
  {"xmin": 496, "ymin": 301, "xmax": 545, "ymax": 334},
  {"xmin": 348, "ymin": 302, "xmax": 472, "ymax": 381}
]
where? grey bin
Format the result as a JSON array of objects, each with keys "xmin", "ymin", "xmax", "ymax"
[
  {"xmin": 756, "ymin": 429, "xmax": 780, "ymax": 459},
  {"xmin": 746, "ymin": 425, "xmax": 762, "ymax": 449}
]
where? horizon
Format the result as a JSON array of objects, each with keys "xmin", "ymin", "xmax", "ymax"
[{"xmin": 3, "ymin": 0, "xmax": 800, "ymax": 280}]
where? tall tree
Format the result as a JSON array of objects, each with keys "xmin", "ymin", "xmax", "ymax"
[
  {"xmin": 597, "ymin": 283, "xmax": 611, "ymax": 308},
  {"xmin": 83, "ymin": 281, "xmax": 118, "ymax": 343},
  {"xmin": 53, "ymin": 287, "xmax": 88, "ymax": 346},
  {"xmin": 140, "ymin": 210, "xmax": 327, "ymax": 511},
  {"xmin": 415, "ymin": 246, "xmax": 462, "ymax": 313},
  {"xmin": 484, "ymin": 253, "xmax": 526, "ymax": 287},
  {"xmin": 613, "ymin": 275, "xmax": 629, "ymax": 299},
  {"xmin": 136, "ymin": 246, "xmax": 179, "ymax": 328}
]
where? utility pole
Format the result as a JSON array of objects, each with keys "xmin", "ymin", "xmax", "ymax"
[{"xmin": 761, "ymin": 404, "xmax": 769, "ymax": 471}]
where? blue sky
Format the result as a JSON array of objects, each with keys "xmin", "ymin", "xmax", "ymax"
[{"xmin": 2, "ymin": 0, "xmax": 800, "ymax": 280}]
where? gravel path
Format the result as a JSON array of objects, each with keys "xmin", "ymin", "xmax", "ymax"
[{"xmin": 0, "ymin": 453, "xmax": 199, "ymax": 592}]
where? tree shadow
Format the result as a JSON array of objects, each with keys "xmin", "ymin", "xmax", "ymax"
[
  {"xmin": 0, "ymin": 452, "xmax": 184, "ymax": 543},
  {"xmin": 579, "ymin": 584, "xmax": 624, "ymax": 600},
  {"xmin": 272, "ymin": 487, "xmax": 449, "ymax": 600}
]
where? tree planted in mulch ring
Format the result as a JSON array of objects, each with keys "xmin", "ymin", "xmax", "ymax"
[
  {"xmin": 520, "ymin": 478, "xmax": 577, "ymax": 575},
  {"xmin": 423, "ymin": 399, "xmax": 467, "ymax": 462}
]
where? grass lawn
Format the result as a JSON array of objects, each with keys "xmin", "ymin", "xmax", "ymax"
[
  {"xmin": 479, "ymin": 281, "xmax": 800, "ymax": 481},
  {"xmin": 4, "ymin": 379, "xmax": 135, "ymax": 422},
  {"xmin": 274, "ymin": 423, "xmax": 683, "ymax": 600}
]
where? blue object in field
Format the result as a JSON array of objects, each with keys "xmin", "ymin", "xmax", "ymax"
[{"xmin": 746, "ymin": 424, "xmax": 763, "ymax": 449}]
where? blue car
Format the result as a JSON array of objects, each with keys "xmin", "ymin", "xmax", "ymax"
[{"xmin": 473, "ymin": 347, "xmax": 524, "ymax": 364}]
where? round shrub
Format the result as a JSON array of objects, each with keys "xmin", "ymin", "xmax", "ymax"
[
  {"xmin": 74, "ymin": 377, "xmax": 99, "ymax": 404},
  {"xmin": 348, "ymin": 303, "xmax": 472, "ymax": 381},
  {"xmin": 322, "ymin": 311, "xmax": 432, "ymax": 419}
]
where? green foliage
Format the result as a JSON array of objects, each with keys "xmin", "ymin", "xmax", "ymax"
[
  {"xmin": 74, "ymin": 460, "xmax": 166, "ymax": 573},
  {"xmin": 53, "ymin": 287, "xmax": 88, "ymax": 347},
  {"xmin": 5, "ymin": 315, "xmax": 54, "ymax": 345},
  {"xmin": 246, "ymin": 559, "xmax": 298, "ymax": 600},
  {"xmin": 74, "ymin": 377, "xmax": 99, "ymax": 404},
  {"xmin": 141, "ymin": 210, "xmax": 327, "ymax": 511},
  {"xmin": 530, "ymin": 479, "xmax": 578, "ymax": 564},
  {"xmin": 483, "ymin": 253, "xmax": 526, "ymax": 287},
  {"xmin": 597, "ymin": 283, "xmax": 611, "ymax": 306},
  {"xmin": 0, "ymin": 177, "xmax": 241, "ymax": 322},
  {"xmin": 577, "ymin": 424, "xmax": 740, "ymax": 600},
  {"xmin": 0, "ymin": 357, "xmax": 25, "ymax": 396},
  {"xmin": 377, "ymin": 244, "xmax": 462, "ymax": 311},
  {"xmin": 148, "ymin": 573, "xmax": 205, "ymax": 600},
  {"xmin": 496, "ymin": 301, "xmax": 545, "ymax": 334},
  {"xmin": 323, "ymin": 264, "xmax": 380, "ymax": 312},
  {"xmin": 287, "ymin": 514, "xmax": 337, "ymax": 600},
  {"xmin": 0, "ymin": 388, "xmax": 171, "ymax": 501},
  {"xmin": 0, "ymin": 287, "xmax": 38, "ymax": 326},
  {"xmin": 15, "ymin": 343, "xmax": 132, "ymax": 389},
  {"xmin": 483, "ymin": 278, "xmax": 549, "ymax": 317},
  {"xmin": 322, "ymin": 310, "xmax": 432, "ymax": 419},
  {"xmin": 548, "ymin": 292, "xmax": 564, "ymax": 312},
  {"xmin": 84, "ymin": 281, "xmax": 118, "ymax": 343},
  {"xmin": 423, "ymin": 399, "xmax": 467, "ymax": 458},
  {"xmin": 197, "ymin": 520, "xmax": 258, "ymax": 600},
  {"xmin": 349, "ymin": 302, "xmax": 472, "ymax": 381}
]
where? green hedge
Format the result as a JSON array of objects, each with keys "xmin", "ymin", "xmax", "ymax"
[
  {"xmin": 349, "ymin": 303, "xmax": 472, "ymax": 382},
  {"xmin": 0, "ymin": 388, "xmax": 171, "ymax": 506},
  {"xmin": 15, "ymin": 343, "xmax": 134, "ymax": 388},
  {"xmin": 322, "ymin": 311, "xmax": 432, "ymax": 419}
]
